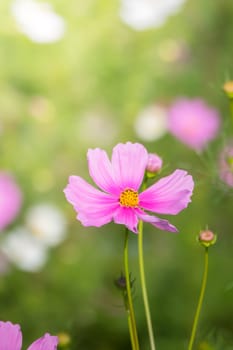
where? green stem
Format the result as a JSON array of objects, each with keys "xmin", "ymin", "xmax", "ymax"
[
  {"xmin": 124, "ymin": 229, "xmax": 140, "ymax": 350},
  {"xmin": 188, "ymin": 247, "xmax": 209, "ymax": 350},
  {"xmin": 138, "ymin": 220, "xmax": 156, "ymax": 350}
]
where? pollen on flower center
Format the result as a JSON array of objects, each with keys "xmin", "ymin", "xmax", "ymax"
[{"xmin": 119, "ymin": 189, "xmax": 139, "ymax": 207}]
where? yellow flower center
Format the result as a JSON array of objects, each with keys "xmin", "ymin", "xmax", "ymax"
[{"xmin": 119, "ymin": 189, "xmax": 139, "ymax": 208}]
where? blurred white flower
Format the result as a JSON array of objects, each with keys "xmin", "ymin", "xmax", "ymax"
[
  {"xmin": 11, "ymin": 0, "xmax": 66, "ymax": 43},
  {"xmin": 0, "ymin": 203, "xmax": 67, "ymax": 272},
  {"xmin": 25, "ymin": 203, "xmax": 67, "ymax": 247},
  {"xmin": 1, "ymin": 227, "xmax": 48, "ymax": 272},
  {"xmin": 77, "ymin": 111, "xmax": 118, "ymax": 147},
  {"xmin": 119, "ymin": 0, "xmax": 186, "ymax": 31},
  {"xmin": 134, "ymin": 104, "xmax": 168, "ymax": 141},
  {"xmin": 157, "ymin": 39, "xmax": 190, "ymax": 63}
]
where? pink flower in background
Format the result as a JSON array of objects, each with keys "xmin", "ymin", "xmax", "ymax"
[
  {"xmin": 64, "ymin": 142, "xmax": 194, "ymax": 233},
  {"xmin": 168, "ymin": 98, "xmax": 220, "ymax": 151},
  {"xmin": 0, "ymin": 173, "xmax": 22, "ymax": 231},
  {"xmin": 219, "ymin": 140, "xmax": 233, "ymax": 187},
  {"xmin": 0, "ymin": 320, "xmax": 58, "ymax": 350}
]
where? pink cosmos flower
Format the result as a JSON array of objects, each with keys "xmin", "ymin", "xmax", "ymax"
[
  {"xmin": 168, "ymin": 98, "xmax": 220, "ymax": 151},
  {"xmin": 0, "ymin": 321, "xmax": 58, "ymax": 350},
  {"xmin": 64, "ymin": 142, "xmax": 194, "ymax": 233},
  {"xmin": 0, "ymin": 172, "xmax": 22, "ymax": 231},
  {"xmin": 218, "ymin": 140, "xmax": 233, "ymax": 187}
]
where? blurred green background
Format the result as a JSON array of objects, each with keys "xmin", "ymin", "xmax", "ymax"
[{"xmin": 0, "ymin": 0, "xmax": 233, "ymax": 349}]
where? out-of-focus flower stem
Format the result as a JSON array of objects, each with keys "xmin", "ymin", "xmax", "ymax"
[
  {"xmin": 138, "ymin": 219, "xmax": 156, "ymax": 350},
  {"xmin": 188, "ymin": 247, "xmax": 209, "ymax": 350},
  {"xmin": 124, "ymin": 229, "xmax": 140, "ymax": 350}
]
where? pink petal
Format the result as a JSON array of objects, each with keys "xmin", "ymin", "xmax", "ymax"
[
  {"xmin": 0, "ymin": 321, "xmax": 22, "ymax": 350},
  {"xmin": 0, "ymin": 173, "xmax": 22, "ymax": 231},
  {"xmin": 64, "ymin": 176, "xmax": 119, "ymax": 227},
  {"xmin": 27, "ymin": 333, "xmax": 58, "ymax": 350},
  {"xmin": 111, "ymin": 142, "xmax": 148, "ymax": 190},
  {"xmin": 135, "ymin": 209, "xmax": 178, "ymax": 232},
  {"xmin": 113, "ymin": 207, "xmax": 138, "ymax": 233},
  {"xmin": 139, "ymin": 169, "xmax": 194, "ymax": 214},
  {"xmin": 87, "ymin": 148, "xmax": 119, "ymax": 195}
]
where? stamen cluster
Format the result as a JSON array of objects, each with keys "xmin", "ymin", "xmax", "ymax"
[{"xmin": 119, "ymin": 189, "xmax": 139, "ymax": 207}]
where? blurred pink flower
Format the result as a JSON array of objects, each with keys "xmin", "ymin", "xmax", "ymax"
[
  {"xmin": 219, "ymin": 140, "xmax": 233, "ymax": 187},
  {"xmin": 168, "ymin": 98, "xmax": 220, "ymax": 151},
  {"xmin": 64, "ymin": 142, "xmax": 194, "ymax": 233},
  {"xmin": 0, "ymin": 173, "xmax": 22, "ymax": 231},
  {"xmin": 0, "ymin": 320, "xmax": 58, "ymax": 350}
]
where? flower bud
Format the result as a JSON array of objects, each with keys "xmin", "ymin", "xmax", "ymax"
[
  {"xmin": 115, "ymin": 274, "xmax": 127, "ymax": 291},
  {"xmin": 114, "ymin": 272, "xmax": 135, "ymax": 291},
  {"xmin": 57, "ymin": 332, "xmax": 71, "ymax": 347},
  {"xmin": 198, "ymin": 229, "xmax": 217, "ymax": 248},
  {"xmin": 223, "ymin": 81, "xmax": 233, "ymax": 99},
  {"xmin": 146, "ymin": 153, "xmax": 163, "ymax": 176}
]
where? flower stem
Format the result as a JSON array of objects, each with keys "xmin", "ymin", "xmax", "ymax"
[
  {"xmin": 138, "ymin": 219, "xmax": 156, "ymax": 350},
  {"xmin": 188, "ymin": 247, "xmax": 209, "ymax": 350},
  {"xmin": 124, "ymin": 229, "xmax": 140, "ymax": 350}
]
